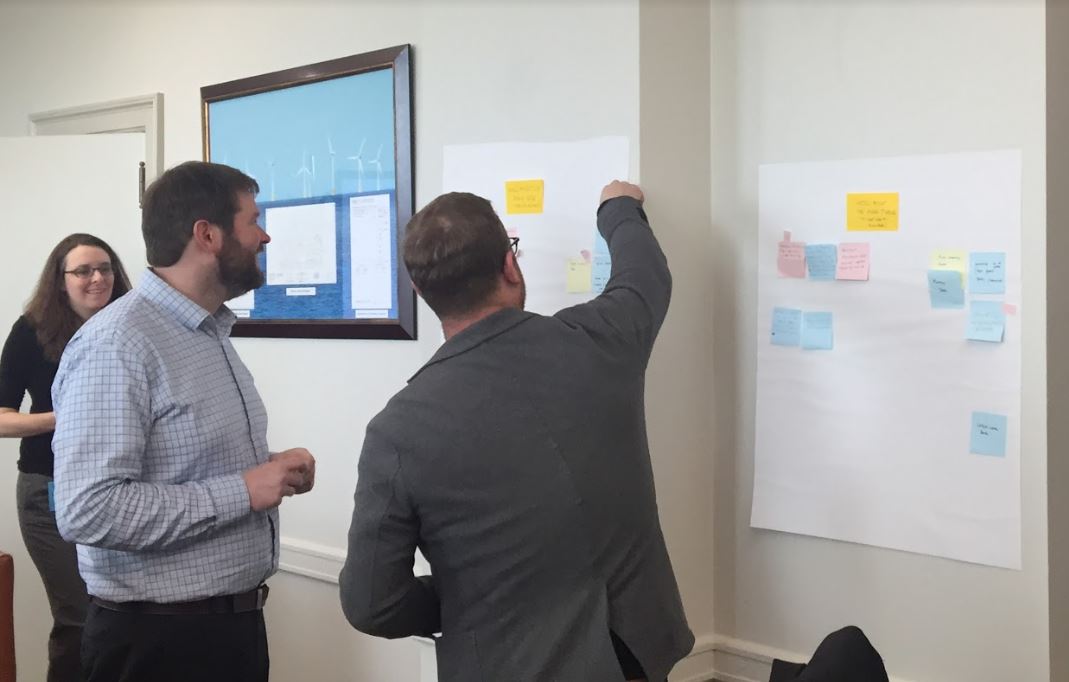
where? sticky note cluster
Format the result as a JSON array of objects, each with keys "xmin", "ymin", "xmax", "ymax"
[
  {"xmin": 778, "ymin": 237, "xmax": 870, "ymax": 282},
  {"xmin": 925, "ymin": 249, "xmax": 1010, "ymax": 342},
  {"xmin": 771, "ymin": 307, "xmax": 834, "ymax": 350},
  {"xmin": 927, "ymin": 250, "xmax": 1007, "ymax": 302}
]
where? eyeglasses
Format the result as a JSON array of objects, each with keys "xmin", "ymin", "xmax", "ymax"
[
  {"xmin": 64, "ymin": 263, "xmax": 114, "ymax": 279},
  {"xmin": 508, "ymin": 237, "xmax": 520, "ymax": 255}
]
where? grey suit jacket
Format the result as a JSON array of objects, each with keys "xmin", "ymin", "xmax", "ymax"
[{"xmin": 340, "ymin": 197, "xmax": 694, "ymax": 681}]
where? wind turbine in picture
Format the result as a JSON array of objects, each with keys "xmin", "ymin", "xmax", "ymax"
[
  {"xmin": 348, "ymin": 138, "xmax": 367, "ymax": 193},
  {"xmin": 266, "ymin": 158, "xmax": 276, "ymax": 200},
  {"xmin": 296, "ymin": 149, "xmax": 312, "ymax": 198},
  {"xmin": 369, "ymin": 144, "xmax": 384, "ymax": 191},
  {"xmin": 327, "ymin": 136, "xmax": 338, "ymax": 194}
]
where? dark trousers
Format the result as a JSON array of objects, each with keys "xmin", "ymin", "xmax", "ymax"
[
  {"xmin": 769, "ymin": 626, "xmax": 888, "ymax": 682},
  {"xmin": 81, "ymin": 602, "xmax": 269, "ymax": 682},
  {"xmin": 16, "ymin": 472, "xmax": 88, "ymax": 682}
]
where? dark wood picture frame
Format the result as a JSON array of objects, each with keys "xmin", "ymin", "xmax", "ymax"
[{"xmin": 201, "ymin": 45, "xmax": 416, "ymax": 340}]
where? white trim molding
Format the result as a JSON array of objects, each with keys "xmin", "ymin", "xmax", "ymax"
[
  {"xmin": 701, "ymin": 635, "xmax": 918, "ymax": 682},
  {"xmin": 29, "ymin": 93, "xmax": 164, "ymax": 184},
  {"xmin": 279, "ymin": 536, "xmax": 431, "ymax": 584},
  {"xmin": 278, "ymin": 536, "xmax": 347, "ymax": 584}
]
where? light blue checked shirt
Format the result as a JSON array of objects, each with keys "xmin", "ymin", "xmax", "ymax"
[{"xmin": 52, "ymin": 269, "xmax": 277, "ymax": 603}]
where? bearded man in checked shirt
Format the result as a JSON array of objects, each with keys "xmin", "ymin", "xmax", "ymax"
[{"xmin": 51, "ymin": 161, "xmax": 316, "ymax": 682}]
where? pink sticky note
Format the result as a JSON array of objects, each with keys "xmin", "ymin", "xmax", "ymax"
[
  {"xmin": 580, "ymin": 249, "xmax": 592, "ymax": 263},
  {"xmin": 1003, "ymin": 303, "xmax": 1017, "ymax": 315},
  {"xmin": 507, "ymin": 228, "xmax": 519, "ymax": 239},
  {"xmin": 777, "ymin": 241, "xmax": 807, "ymax": 278},
  {"xmin": 783, "ymin": 230, "xmax": 792, "ymax": 242},
  {"xmin": 836, "ymin": 243, "xmax": 871, "ymax": 281}
]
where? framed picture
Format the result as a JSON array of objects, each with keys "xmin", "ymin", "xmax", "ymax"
[{"xmin": 201, "ymin": 45, "xmax": 416, "ymax": 340}]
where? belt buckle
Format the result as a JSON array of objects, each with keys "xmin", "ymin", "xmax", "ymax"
[{"xmin": 256, "ymin": 584, "xmax": 269, "ymax": 610}]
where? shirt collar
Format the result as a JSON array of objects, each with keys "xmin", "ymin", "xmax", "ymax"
[{"xmin": 138, "ymin": 269, "xmax": 237, "ymax": 335}]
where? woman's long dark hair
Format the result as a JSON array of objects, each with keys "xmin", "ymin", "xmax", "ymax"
[{"xmin": 24, "ymin": 234, "xmax": 132, "ymax": 362}]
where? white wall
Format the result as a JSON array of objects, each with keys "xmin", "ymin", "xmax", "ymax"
[
  {"xmin": 0, "ymin": 2, "xmax": 720, "ymax": 681},
  {"xmin": 710, "ymin": 1, "xmax": 1049, "ymax": 681}
]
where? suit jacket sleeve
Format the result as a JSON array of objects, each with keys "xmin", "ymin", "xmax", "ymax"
[
  {"xmin": 339, "ymin": 422, "xmax": 440, "ymax": 639},
  {"xmin": 554, "ymin": 196, "xmax": 672, "ymax": 365}
]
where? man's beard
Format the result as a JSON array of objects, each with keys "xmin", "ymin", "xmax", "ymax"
[{"xmin": 219, "ymin": 232, "xmax": 264, "ymax": 300}]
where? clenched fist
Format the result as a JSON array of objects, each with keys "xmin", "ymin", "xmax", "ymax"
[
  {"xmin": 600, "ymin": 180, "xmax": 644, "ymax": 205},
  {"xmin": 243, "ymin": 448, "xmax": 317, "ymax": 511}
]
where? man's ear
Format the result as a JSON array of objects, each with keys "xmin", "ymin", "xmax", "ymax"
[
  {"xmin": 502, "ymin": 252, "xmax": 523, "ymax": 285},
  {"xmin": 190, "ymin": 219, "xmax": 222, "ymax": 254}
]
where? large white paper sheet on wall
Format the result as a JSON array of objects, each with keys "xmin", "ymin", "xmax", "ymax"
[
  {"xmin": 265, "ymin": 202, "xmax": 338, "ymax": 285},
  {"xmin": 752, "ymin": 150, "xmax": 1022, "ymax": 569},
  {"xmin": 442, "ymin": 137, "xmax": 629, "ymax": 316}
]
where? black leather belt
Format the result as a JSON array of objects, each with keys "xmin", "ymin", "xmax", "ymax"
[{"xmin": 90, "ymin": 584, "xmax": 269, "ymax": 615}]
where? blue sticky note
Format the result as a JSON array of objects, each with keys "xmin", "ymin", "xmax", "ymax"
[
  {"xmin": 969, "ymin": 252, "xmax": 1006, "ymax": 294},
  {"xmin": 771, "ymin": 307, "xmax": 802, "ymax": 346},
  {"xmin": 970, "ymin": 411, "xmax": 1007, "ymax": 457},
  {"xmin": 800, "ymin": 311, "xmax": 833, "ymax": 350},
  {"xmin": 591, "ymin": 254, "xmax": 611, "ymax": 294},
  {"xmin": 47, "ymin": 480, "xmax": 55, "ymax": 512},
  {"xmin": 590, "ymin": 232, "xmax": 612, "ymax": 294},
  {"xmin": 966, "ymin": 300, "xmax": 1006, "ymax": 342},
  {"xmin": 804, "ymin": 244, "xmax": 837, "ymax": 281},
  {"xmin": 928, "ymin": 269, "xmax": 965, "ymax": 308},
  {"xmin": 593, "ymin": 232, "xmax": 610, "ymax": 256}
]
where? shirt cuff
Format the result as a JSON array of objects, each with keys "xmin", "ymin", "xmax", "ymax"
[{"xmin": 208, "ymin": 473, "xmax": 252, "ymax": 526}]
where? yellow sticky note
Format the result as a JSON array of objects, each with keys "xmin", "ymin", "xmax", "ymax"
[
  {"xmin": 566, "ymin": 259, "xmax": 592, "ymax": 293},
  {"xmin": 930, "ymin": 249, "xmax": 968, "ymax": 283},
  {"xmin": 847, "ymin": 192, "xmax": 899, "ymax": 231},
  {"xmin": 505, "ymin": 179, "xmax": 544, "ymax": 215}
]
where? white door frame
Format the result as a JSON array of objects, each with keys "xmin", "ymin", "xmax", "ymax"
[{"xmin": 28, "ymin": 93, "xmax": 164, "ymax": 185}]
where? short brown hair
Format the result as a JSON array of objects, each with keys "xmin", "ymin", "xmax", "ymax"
[
  {"xmin": 141, "ymin": 161, "xmax": 259, "ymax": 266},
  {"xmin": 402, "ymin": 192, "xmax": 510, "ymax": 318},
  {"xmin": 25, "ymin": 233, "xmax": 133, "ymax": 362}
]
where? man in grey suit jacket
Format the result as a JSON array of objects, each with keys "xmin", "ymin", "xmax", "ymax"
[{"xmin": 340, "ymin": 181, "xmax": 694, "ymax": 681}]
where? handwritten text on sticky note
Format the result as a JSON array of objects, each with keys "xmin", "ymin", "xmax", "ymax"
[
  {"xmin": 970, "ymin": 252, "xmax": 1006, "ymax": 294},
  {"xmin": 847, "ymin": 192, "xmax": 899, "ymax": 231},
  {"xmin": 805, "ymin": 244, "xmax": 837, "ymax": 281},
  {"xmin": 930, "ymin": 250, "xmax": 967, "ymax": 285},
  {"xmin": 777, "ymin": 241, "xmax": 807, "ymax": 278},
  {"xmin": 771, "ymin": 307, "xmax": 802, "ymax": 346},
  {"xmin": 966, "ymin": 300, "xmax": 1006, "ymax": 343},
  {"xmin": 928, "ymin": 270, "xmax": 965, "ymax": 308},
  {"xmin": 505, "ymin": 179, "xmax": 545, "ymax": 214},
  {"xmin": 801, "ymin": 311, "xmax": 834, "ymax": 350},
  {"xmin": 836, "ymin": 243, "xmax": 870, "ymax": 281},
  {"xmin": 566, "ymin": 259, "xmax": 592, "ymax": 293},
  {"xmin": 970, "ymin": 411, "xmax": 1008, "ymax": 457}
]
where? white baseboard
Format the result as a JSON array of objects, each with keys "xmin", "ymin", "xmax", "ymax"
[{"xmin": 679, "ymin": 635, "xmax": 917, "ymax": 682}]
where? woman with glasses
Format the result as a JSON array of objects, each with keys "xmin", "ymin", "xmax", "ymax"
[{"xmin": 0, "ymin": 233, "xmax": 131, "ymax": 682}]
